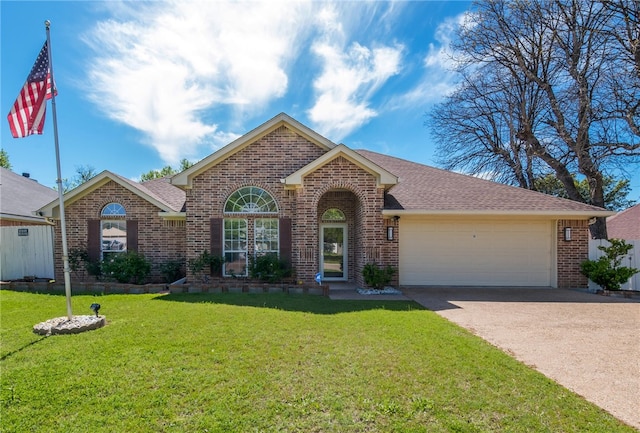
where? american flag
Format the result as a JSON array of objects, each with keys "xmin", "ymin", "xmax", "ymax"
[{"xmin": 7, "ymin": 41, "xmax": 57, "ymax": 138}]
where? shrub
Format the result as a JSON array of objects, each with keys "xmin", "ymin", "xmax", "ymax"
[
  {"xmin": 85, "ymin": 260, "xmax": 103, "ymax": 280},
  {"xmin": 67, "ymin": 247, "xmax": 102, "ymax": 280},
  {"xmin": 581, "ymin": 239, "xmax": 639, "ymax": 291},
  {"xmin": 159, "ymin": 258, "xmax": 186, "ymax": 283},
  {"xmin": 362, "ymin": 262, "xmax": 396, "ymax": 290},
  {"xmin": 248, "ymin": 253, "xmax": 292, "ymax": 283},
  {"xmin": 188, "ymin": 251, "xmax": 224, "ymax": 282},
  {"xmin": 68, "ymin": 247, "xmax": 89, "ymax": 275},
  {"xmin": 102, "ymin": 251, "xmax": 151, "ymax": 284}
]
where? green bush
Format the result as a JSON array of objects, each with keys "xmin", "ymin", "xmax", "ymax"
[
  {"xmin": 102, "ymin": 251, "xmax": 151, "ymax": 284},
  {"xmin": 67, "ymin": 247, "xmax": 102, "ymax": 280},
  {"xmin": 159, "ymin": 258, "xmax": 186, "ymax": 283},
  {"xmin": 362, "ymin": 262, "xmax": 396, "ymax": 290},
  {"xmin": 68, "ymin": 247, "xmax": 89, "ymax": 275},
  {"xmin": 248, "ymin": 253, "xmax": 292, "ymax": 283},
  {"xmin": 188, "ymin": 250, "xmax": 224, "ymax": 282},
  {"xmin": 581, "ymin": 239, "xmax": 638, "ymax": 291}
]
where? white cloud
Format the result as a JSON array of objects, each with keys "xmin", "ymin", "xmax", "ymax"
[
  {"xmin": 306, "ymin": 5, "xmax": 403, "ymax": 141},
  {"xmin": 82, "ymin": 0, "xmax": 312, "ymax": 164},
  {"xmin": 391, "ymin": 12, "xmax": 470, "ymax": 110}
]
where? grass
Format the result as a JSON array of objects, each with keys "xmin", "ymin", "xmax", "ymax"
[{"xmin": 0, "ymin": 290, "xmax": 634, "ymax": 433}]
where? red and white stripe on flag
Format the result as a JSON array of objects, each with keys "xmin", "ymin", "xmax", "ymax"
[{"xmin": 7, "ymin": 41, "xmax": 56, "ymax": 138}]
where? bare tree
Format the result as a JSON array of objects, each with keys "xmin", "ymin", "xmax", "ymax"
[
  {"xmin": 428, "ymin": 0, "xmax": 640, "ymax": 238},
  {"xmin": 60, "ymin": 165, "xmax": 97, "ymax": 192}
]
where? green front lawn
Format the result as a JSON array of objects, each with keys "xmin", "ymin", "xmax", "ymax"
[{"xmin": 0, "ymin": 290, "xmax": 632, "ymax": 432}]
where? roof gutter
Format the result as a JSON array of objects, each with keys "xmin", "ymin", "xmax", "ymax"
[{"xmin": 381, "ymin": 209, "xmax": 616, "ymax": 218}]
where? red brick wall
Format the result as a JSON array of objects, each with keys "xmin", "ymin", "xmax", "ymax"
[
  {"xmin": 52, "ymin": 180, "xmax": 185, "ymax": 283},
  {"xmin": 299, "ymin": 156, "xmax": 386, "ymax": 287},
  {"xmin": 557, "ymin": 219, "xmax": 589, "ymax": 288},
  {"xmin": 186, "ymin": 126, "xmax": 326, "ymax": 281},
  {"xmin": 381, "ymin": 214, "xmax": 400, "ymax": 287},
  {"xmin": 185, "ymin": 126, "xmax": 391, "ymax": 286}
]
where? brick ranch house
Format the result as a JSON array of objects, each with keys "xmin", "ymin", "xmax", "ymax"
[{"xmin": 38, "ymin": 113, "xmax": 613, "ymax": 289}]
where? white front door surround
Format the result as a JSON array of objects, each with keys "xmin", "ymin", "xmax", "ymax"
[{"xmin": 320, "ymin": 223, "xmax": 348, "ymax": 281}]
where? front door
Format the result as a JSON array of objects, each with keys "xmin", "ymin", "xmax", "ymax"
[{"xmin": 320, "ymin": 224, "xmax": 347, "ymax": 280}]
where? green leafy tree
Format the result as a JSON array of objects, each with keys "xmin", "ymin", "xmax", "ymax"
[
  {"xmin": 534, "ymin": 174, "xmax": 636, "ymax": 211},
  {"xmin": 581, "ymin": 239, "xmax": 638, "ymax": 291},
  {"xmin": 140, "ymin": 159, "xmax": 193, "ymax": 181},
  {"xmin": 0, "ymin": 149, "xmax": 11, "ymax": 169}
]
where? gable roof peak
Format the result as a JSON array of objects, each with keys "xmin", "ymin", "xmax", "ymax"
[
  {"xmin": 37, "ymin": 170, "xmax": 185, "ymax": 218},
  {"xmin": 283, "ymin": 144, "xmax": 398, "ymax": 189},
  {"xmin": 172, "ymin": 113, "xmax": 337, "ymax": 188}
]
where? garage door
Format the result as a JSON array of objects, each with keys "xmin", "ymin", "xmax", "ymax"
[{"xmin": 399, "ymin": 217, "xmax": 553, "ymax": 287}]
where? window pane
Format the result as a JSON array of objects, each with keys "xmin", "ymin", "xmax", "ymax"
[
  {"xmin": 101, "ymin": 220, "xmax": 127, "ymax": 256},
  {"xmin": 255, "ymin": 218, "xmax": 278, "ymax": 256},
  {"xmin": 224, "ymin": 186, "xmax": 278, "ymax": 213},
  {"xmin": 224, "ymin": 252, "xmax": 247, "ymax": 277},
  {"xmin": 101, "ymin": 203, "xmax": 126, "ymax": 217},
  {"xmin": 322, "ymin": 208, "xmax": 346, "ymax": 221},
  {"xmin": 224, "ymin": 219, "xmax": 247, "ymax": 276}
]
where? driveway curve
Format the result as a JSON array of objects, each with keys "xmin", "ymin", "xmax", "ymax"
[{"xmin": 402, "ymin": 287, "xmax": 640, "ymax": 430}]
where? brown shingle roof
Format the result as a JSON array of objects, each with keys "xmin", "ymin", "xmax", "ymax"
[
  {"xmin": 140, "ymin": 176, "xmax": 186, "ymax": 212},
  {"xmin": 607, "ymin": 204, "xmax": 640, "ymax": 240},
  {"xmin": 356, "ymin": 150, "xmax": 609, "ymax": 214}
]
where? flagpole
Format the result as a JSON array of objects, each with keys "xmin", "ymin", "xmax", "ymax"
[{"xmin": 45, "ymin": 20, "xmax": 73, "ymax": 320}]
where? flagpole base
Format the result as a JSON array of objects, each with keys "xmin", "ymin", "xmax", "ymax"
[{"xmin": 33, "ymin": 315, "xmax": 105, "ymax": 336}]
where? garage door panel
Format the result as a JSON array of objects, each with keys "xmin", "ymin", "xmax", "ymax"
[{"xmin": 399, "ymin": 218, "xmax": 553, "ymax": 287}]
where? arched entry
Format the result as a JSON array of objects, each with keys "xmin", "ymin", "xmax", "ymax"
[{"xmin": 318, "ymin": 190, "xmax": 361, "ymax": 282}]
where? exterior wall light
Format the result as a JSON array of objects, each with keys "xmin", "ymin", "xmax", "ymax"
[
  {"xmin": 563, "ymin": 227, "xmax": 572, "ymax": 241},
  {"xmin": 387, "ymin": 226, "xmax": 394, "ymax": 241}
]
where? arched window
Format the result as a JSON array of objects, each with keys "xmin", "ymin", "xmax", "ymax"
[
  {"xmin": 322, "ymin": 208, "xmax": 346, "ymax": 221},
  {"xmin": 101, "ymin": 203, "xmax": 126, "ymax": 258},
  {"xmin": 224, "ymin": 186, "xmax": 278, "ymax": 213},
  {"xmin": 223, "ymin": 187, "xmax": 279, "ymax": 276}
]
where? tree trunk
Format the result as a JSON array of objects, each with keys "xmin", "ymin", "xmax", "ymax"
[{"xmin": 590, "ymin": 217, "xmax": 608, "ymax": 240}]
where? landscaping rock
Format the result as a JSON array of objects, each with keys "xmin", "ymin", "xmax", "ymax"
[{"xmin": 33, "ymin": 315, "xmax": 106, "ymax": 336}]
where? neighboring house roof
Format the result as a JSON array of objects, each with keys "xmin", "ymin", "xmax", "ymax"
[
  {"xmin": 357, "ymin": 150, "xmax": 613, "ymax": 217},
  {"xmin": 38, "ymin": 171, "xmax": 186, "ymax": 218},
  {"xmin": 283, "ymin": 144, "xmax": 398, "ymax": 189},
  {"xmin": 172, "ymin": 113, "xmax": 337, "ymax": 188},
  {"xmin": 0, "ymin": 167, "xmax": 58, "ymax": 224},
  {"xmin": 607, "ymin": 204, "xmax": 640, "ymax": 240}
]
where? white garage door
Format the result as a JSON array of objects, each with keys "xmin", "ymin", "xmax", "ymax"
[{"xmin": 399, "ymin": 217, "xmax": 554, "ymax": 287}]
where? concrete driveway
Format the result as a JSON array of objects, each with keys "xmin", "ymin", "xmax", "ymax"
[{"xmin": 402, "ymin": 287, "xmax": 640, "ymax": 429}]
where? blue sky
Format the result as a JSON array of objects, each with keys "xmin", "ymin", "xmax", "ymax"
[{"xmin": 2, "ymin": 1, "xmax": 638, "ymax": 202}]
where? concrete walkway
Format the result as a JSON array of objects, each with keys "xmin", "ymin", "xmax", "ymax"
[{"xmin": 330, "ymin": 285, "xmax": 640, "ymax": 429}]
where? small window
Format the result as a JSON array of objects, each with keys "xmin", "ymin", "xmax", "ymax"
[
  {"xmin": 101, "ymin": 203, "xmax": 126, "ymax": 217},
  {"xmin": 322, "ymin": 208, "xmax": 346, "ymax": 221},
  {"xmin": 101, "ymin": 203, "xmax": 126, "ymax": 259},
  {"xmin": 225, "ymin": 186, "xmax": 278, "ymax": 213}
]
